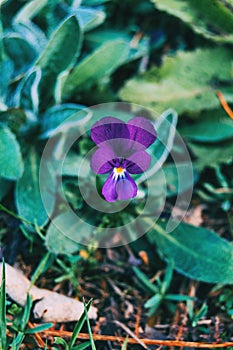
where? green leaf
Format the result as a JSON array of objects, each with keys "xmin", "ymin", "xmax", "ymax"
[
  {"xmin": 137, "ymin": 109, "xmax": 177, "ymax": 184},
  {"xmin": 16, "ymin": 147, "xmax": 56, "ymax": 228},
  {"xmin": 3, "ymin": 34, "xmax": 37, "ymax": 73},
  {"xmin": 119, "ymin": 48, "xmax": 233, "ymax": 115},
  {"xmin": 86, "ymin": 29, "xmax": 149, "ymax": 63},
  {"xmin": 14, "ymin": 0, "xmax": 47, "ymax": 23},
  {"xmin": 0, "ymin": 108, "xmax": 27, "ymax": 134},
  {"xmin": 39, "ymin": 103, "xmax": 90, "ymax": 139},
  {"xmin": 75, "ymin": 7, "xmax": 106, "ymax": 32},
  {"xmin": 159, "ymin": 162, "xmax": 195, "ymax": 197},
  {"xmin": 62, "ymin": 40, "xmax": 128, "ymax": 100},
  {"xmin": 190, "ymin": 140, "xmax": 233, "ymax": 170},
  {"xmin": 0, "ymin": 125, "xmax": 23, "ymax": 180},
  {"xmin": 149, "ymin": 221, "xmax": 233, "ymax": 284},
  {"xmin": 13, "ymin": 21, "xmax": 47, "ymax": 54},
  {"xmin": 45, "ymin": 212, "xmax": 83, "ymax": 255},
  {"xmin": 15, "ymin": 67, "xmax": 41, "ymax": 113},
  {"xmin": 179, "ymin": 109, "xmax": 233, "ymax": 143},
  {"xmin": 36, "ymin": 15, "xmax": 82, "ymax": 107},
  {"xmin": 62, "ymin": 152, "xmax": 90, "ymax": 178},
  {"xmin": 151, "ymin": 0, "xmax": 233, "ymax": 43},
  {"xmin": 0, "ymin": 60, "xmax": 14, "ymax": 107}
]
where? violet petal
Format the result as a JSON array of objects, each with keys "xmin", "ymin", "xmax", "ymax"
[
  {"xmin": 124, "ymin": 150, "xmax": 151, "ymax": 174},
  {"xmin": 127, "ymin": 116, "xmax": 156, "ymax": 149},
  {"xmin": 91, "ymin": 117, "xmax": 129, "ymax": 145},
  {"xmin": 102, "ymin": 172, "xmax": 118, "ymax": 202},
  {"xmin": 91, "ymin": 146, "xmax": 116, "ymax": 174},
  {"xmin": 102, "ymin": 170, "xmax": 137, "ymax": 202},
  {"xmin": 115, "ymin": 171, "xmax": 137, "ymax": 200}
]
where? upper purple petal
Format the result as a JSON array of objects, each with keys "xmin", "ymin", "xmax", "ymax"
[
  {"xmin": 91, "ymin": 117, "xmax": 129, "ymax": 145},
  {"xmin": 124, "ymin": 150, "xmax": 151, "ymax": 174},
  {"xmin": 127, "ymin": 117, "xmax": 156, "ymax": 149},
  {"xmin": 90, "ymin": 146, "xmax": 116, "ymax": 174}
]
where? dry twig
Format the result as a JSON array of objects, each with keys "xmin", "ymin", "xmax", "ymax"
[{"xmin": 41, "ymin": 330, "xmax": 233, "ymax": 348}]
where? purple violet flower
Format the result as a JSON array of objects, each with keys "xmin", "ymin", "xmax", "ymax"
[{"xmin": 90, "ymin": 116, "xmax": 156, "ymax": 202}]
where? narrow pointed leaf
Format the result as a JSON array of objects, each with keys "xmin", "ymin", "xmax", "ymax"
[
  {"xmin": 138, "ymin": 109, "xmax": 177, "ymax": 184},
  {"xmin": 36, "ymin": 15, "xmax": 82, "ymax": 106}
]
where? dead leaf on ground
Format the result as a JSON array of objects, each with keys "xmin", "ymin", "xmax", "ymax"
[{"xmin": 0, "ymin": 262, "xmax": 97, "ymax": 322}]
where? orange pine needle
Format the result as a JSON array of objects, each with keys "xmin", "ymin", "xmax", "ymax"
[
  {"xmin": 134, "ymin": 305, "xmax": 142, "ymax": 336},
  {"xmin": 216, "ymin": 91, "xmax": 233, "ymax": 120},
  {"xmin": 27, "ymin": 322, "xmax": 48, "ymax": 349}
]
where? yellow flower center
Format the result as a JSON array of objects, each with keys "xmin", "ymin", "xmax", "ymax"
[
  {"xmin": 115, "ymin": 166, "xmax": 124, "ymax": 174},
  {"xmin": 113, "ymin": 166, "xmax": 126, "ymax": 181}
]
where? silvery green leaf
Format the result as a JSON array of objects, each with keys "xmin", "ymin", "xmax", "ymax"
[
  {"xmin": 0, "ymin": 125, "xmax": 23, "ymax": 180},
  {"xmin": 137, "ymin": 109, "xmax": 178, "ymax": 184},
  {"xmin": 36, "ymin": 15, "xmax": 82, "ymax": 107},
  {"xmin": 14, "ymin": 0, "xmax": 47, "ymax": 23},
  {"xmin": 73, "ymin": 7, "xmax": 106, "ymax": 31},
  {"xmin": 16, "ymin": 147, "xmax": 56, "ymax": 228},
  {"xmin": 14, "ymin": 67, "xmax": 41, "ymax": 114}
]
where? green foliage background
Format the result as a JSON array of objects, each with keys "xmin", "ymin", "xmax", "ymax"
[{"xmin": 0, "ymin": 0, "xmax": 233, "ymax": 287}]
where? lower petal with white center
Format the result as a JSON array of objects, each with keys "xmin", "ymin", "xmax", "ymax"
[{"xmin": 102, "ymin": 169, "xmax": 137, "ymax": 202}]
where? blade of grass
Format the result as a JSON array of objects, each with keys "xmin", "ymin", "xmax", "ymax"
[
  {"xmin": 54, "ymin": 337, "xmax": 69, "ymax": 349},
  {"xmin": 132, "ymin": 266, "xmax": 158, "ymax": 294},
  {"xmin": 10, "ymin": 332, "xmax": 25, "ymax": 350},
  {"xmin": 0, "ymin": 260, "xmax": 7, "ymax": 350},
  {"xmin": 69, "ymin": 299, "xmax": 93, "ymax": 349},
  {"xmin": 28, "ymin": 252, "xmax": 52, "ymax": 291},
  {"xmin": 72, "ymin": 341, "xmax": 91, "ymax": 350},
  {"xmin": 25, "ymin": 323, "xmax": 53, "ymax": 334},
  {"xmin": 161, "ymin": 260, "xmax": 174, "ymax": 295},
  {"xmin": 121, "ymin": 336, "xmax": 129, "ymax": 350},
  {"xmin": 164, "ymin": 294, "xmax": 196, "ymax": 301},
  {"xmin": 83, "ymin": 298, "xmax": 96, "ymax": 350},
  {"xmin": 0, "ymin": 204, "xmax": 33, "ymax": 227},
  {"xmin": 21, "ymin": 294, "xmax": 33, "ymax": 331}
]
